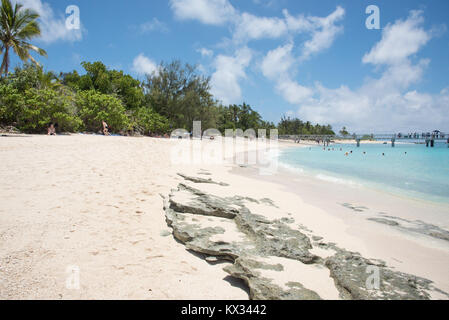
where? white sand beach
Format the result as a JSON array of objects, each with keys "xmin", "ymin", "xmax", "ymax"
[{"xmin": 1, "ymin": 134, "xmax": 448, "ymax": 299}]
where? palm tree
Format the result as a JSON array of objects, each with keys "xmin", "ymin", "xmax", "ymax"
[{"xmin": 0, "ymin": 0, "xmax": 47, "ymax": 76}]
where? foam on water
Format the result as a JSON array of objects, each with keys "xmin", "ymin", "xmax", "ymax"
[{"xmin": 279, "ymin": 142, "xmax": 449, "ymax": 204}]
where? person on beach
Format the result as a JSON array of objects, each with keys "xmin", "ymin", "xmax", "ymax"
[
  {"xmin": 47, "ymin": 122, "xmax": 56, "ymax": 135},
  {"xmin": 102, "ymin": 121, "xmax": 110, "ymax": 136}
]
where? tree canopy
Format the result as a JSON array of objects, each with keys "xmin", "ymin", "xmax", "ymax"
[
  {"xmin": 143, "ymin": 60, "xmax": 216, "ymax": 131},
  {"xmin": 0, "ymin": 60, "xmax": 337, "ymax": 137},
  {"xmin": 278, "ymin": 116, "xmax": 335, "ymax": 135}
]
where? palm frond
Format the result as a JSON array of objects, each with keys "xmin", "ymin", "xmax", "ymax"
[{"xmin": 0, "ymin": 0, "xmax": 46, "ymax": 75}]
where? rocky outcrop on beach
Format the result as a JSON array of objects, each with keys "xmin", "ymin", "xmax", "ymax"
[
  {"xmin": 163, "ymin": 174, "xmax": 448, "ymax": 300},
  {"xmin": 324, "ymin": 248, "xmax": 435, "ymax": 300},
  {"xmin": 341, "ymin": 202, "xmax": 449, "ymax": 243},
  {"xmin": 368, "ymin": 217, "xmax": 449, "ymax": 242},
  {"xmin": 177, "ymin": 173, "xmax": 230, "ymax": 186}
]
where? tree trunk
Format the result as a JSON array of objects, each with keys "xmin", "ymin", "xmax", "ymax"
[{"xmin": 0, "ymin": 46, "xmax": 10, "ymax": 76}]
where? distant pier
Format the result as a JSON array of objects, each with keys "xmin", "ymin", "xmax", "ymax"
[{"xmin": 280, "ymin": 131, "xmax": 448, "ymax": 148}]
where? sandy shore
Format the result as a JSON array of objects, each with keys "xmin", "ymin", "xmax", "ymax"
[
  {"xmin": 0, "ymin": 135, "xmax": 249, "ymax": 299},
  {"xmin": 0, "ymin": 134, "xmax": 448, "ymax": 299}
]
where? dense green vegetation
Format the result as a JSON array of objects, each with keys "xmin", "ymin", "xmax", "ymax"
[
  {"xmin": 217, "ymin": 103, "xmax": 276, "ymax": 133},
  {"xmin": 278, "ymin": 116, "xmax": 335, "ymax": 136},
  {"xmin": 339, "ymin": 126, "xmax": 350, "ymax": 137},
  {"xmin": 0, "ymin": 62, "xmax": 336, "ymax": 136},
  {"xmin": 0, "ymin": 0, "xmax": 338, "ymax": 137}
]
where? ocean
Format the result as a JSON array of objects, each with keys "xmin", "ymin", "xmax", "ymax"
[{"xmin": 279, "ymin": 141, "xmax": 449, "ymax": 204}]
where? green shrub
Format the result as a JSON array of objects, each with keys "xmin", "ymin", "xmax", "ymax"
[
  {"xmin": 133, "ymin": 107, "xmax": 170, "ymax": 135},
  {"xmin": 18, "ymin": 88, "xmax": 82, "ymax": 133},
  {"xmin": 0, "ymin": 83, "xmax": 24, "ymax": 125},
  {"xmin": 76, "ymin": 90, "xmax": 129, "ymax": 133}
]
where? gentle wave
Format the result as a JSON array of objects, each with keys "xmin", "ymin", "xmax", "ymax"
[
  {"xmin": 278, "ymin": 161, "xmax": 305, "ymax": 174},
  {"xmin": 278, "ymin": 143, "xmax": 449, "ymax": 203},
  {"xmin": 278, "ymin": 160, "xmax": 360, "ymax": 186},
  {"xmin": 315, "ymin": 173, "xmax": 361, "ymax": 187}
]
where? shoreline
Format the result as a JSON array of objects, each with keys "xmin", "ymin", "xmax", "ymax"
[
  {"xmin": 1, "ymin": 135, "xmax": 448, "ymax": 299},
  {"xmin": 226, "ymin": 159, "xmax": 449, "ymax": 294},
  {"xmin": 168, "ymin": 137, "xmax": 449, "ymax": 298},
  {"xmin": 277, "ymin": 145, "xmax": 449, "ymax": 206}
]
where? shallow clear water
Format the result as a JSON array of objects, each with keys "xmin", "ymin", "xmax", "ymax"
[{"xmin": 279, "ymin": 142, "xmax": 449, "ymax": 204}]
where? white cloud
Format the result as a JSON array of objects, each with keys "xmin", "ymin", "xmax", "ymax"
[
  {"xmin": 364, "ymin": 59, "xmax": 430, "ymax": 94},
  {"xmin": 168, "ymin": 2, "xmax": 447, "ymax": 132},
  {"xmin": 276, "ymin": 79, "xmax": 313, "ymax": 105},
  {"xmin": 261, "ymin": 43, "xmax": 295, "ymax": 80},
  {"xmin": 360, "ymin": 11, "xmax": 432, "ymax": 94},
  {"xmin": 132, "ymin": 54, "xmax": 159, "ymax": 75},
  {"xmin": 169, "ymin": 0, "xmax": 237, "ymax": 26},
  {"xmin": 255, "ymin": 10, "xmax": 448, "ymax": 132},
  {"xmin": 300, "ymin": 6, "xmax": 345, "ymax": 60},
  {"xmin": 210, "ymin": 47, "xmax": 252, "ymax": 105},
  {"xmin": 282, "ymin": 10, "xmax": 314, "ymax": 32},
  {"xmin": 261, "ymin": 43, "xmax": 312, "ymax": 104},
  {"xmin": 197, "ymin": 48, "xmax": 214, "ymax": 58},
  {"xmin": 231, "ymin": 6, "xmax": 345, "ymax": 54},
  {"xmin": 297, "ymin": 84, "xmax": 449, "ymax": 133},
  {"xmin": 14, "ymin": 0, "xmax": 83, "ymax": 43},
  {"xmin": 140, "ymin": 18, "xmax": 169, "ymax": 33},
  {"xmin": 169, "ymin": 4, "xmax": 346, "ymax": 108},
  {"xmin": 233, "ymin": 13, "xmax": 288, "ymax": 41},
  {"xmin": 248, "ymin": 7, "xmax": 346, "ymax": 105},
  {"xmin": 363, "ymin": 10, "xmax": 430, "ymax": 65},
  {"xmin": 252, "ymin": 0, "xmax": 276, "ymax": 8},
  {"xmin": 169, "ymin": 1, "xmax": 345, "ymax": 59},
  {"xmin": 293, "ymin": 11, "xmax": 449, "ymax": 132}
]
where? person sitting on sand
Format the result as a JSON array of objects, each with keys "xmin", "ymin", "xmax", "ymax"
[
  {"xmin": 102, "ymin": 121, "xmax": 110, "ymax": 136},
  {"xmin": 47, "ymin": 122, "xmax": 56, "ymax": 136}
]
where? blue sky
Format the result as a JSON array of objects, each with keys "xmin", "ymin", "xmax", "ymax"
[{"xmin": 10, "ymin": 0, "xmax": 449, "ymax": 133}]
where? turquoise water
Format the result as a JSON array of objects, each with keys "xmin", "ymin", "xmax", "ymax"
[{"xmin": 279, "ymin": 142, "xmax": 449, "ymax": 204}]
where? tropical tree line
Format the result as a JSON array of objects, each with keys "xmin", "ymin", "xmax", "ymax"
[
  {"xmin": 0, "ymin": 61, "xmax": 339, "ymax": 135},
  {"xmin": 0, "ymin": 0, "xmax": 337, "ymax": 136},
  {"xmin": 0, "ymin": 62, "xmax": 276, "ymax": 135},
  {"xmin": 278, "ymin": 116, "xmax": 335, "ymax": 136}
]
